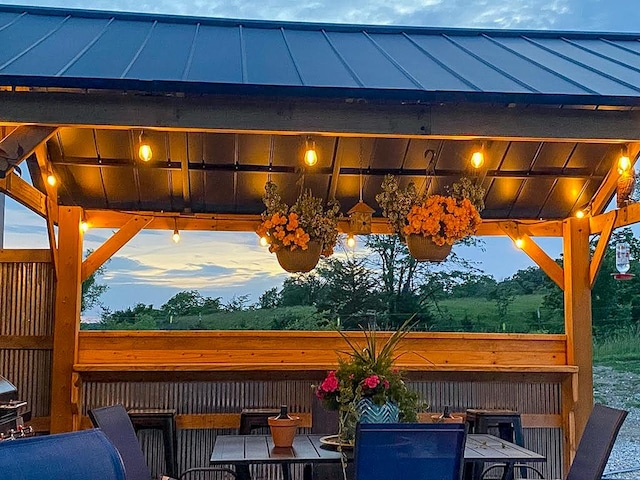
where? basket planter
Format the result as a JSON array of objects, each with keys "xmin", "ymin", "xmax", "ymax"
[
  {"xmin": 406, "ymin": 234, "xmax": 452, "ymax": 262},
  {"xmin": 275, "ymin": 240, "xmax": 322, "ymax": 273}
]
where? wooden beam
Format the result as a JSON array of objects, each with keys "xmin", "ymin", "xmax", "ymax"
[
  {"xmin": 590, "ymin": 202, "xmax": 640, "ymax": 233},
  {"xmin": 83, "ymin": 209, "xmax": 564, "ymax": 236},
  {"xmin": 0, "ymin": 125, "xmax": 58, "ymax": 175},
  {"xmin": 563, "ymin": 217, "xmax": 593, "ymax": 446},
  {"xmin": 590, "ymin": 146, "xmax": 640, "ymax": 215},
  {"xmin": 0, "ymin": 249, "xmax": 51, "ymax": 263},
  {"xmin": 4, "ymin": 91, "xmax": 640, "ymax": 141},
  {"xmin": 81, "ymin": 215, "xmax": 153, "ymax": 282},
  {"xmin": 35, "ymin": 144, "xmax": 59, "ymax": 276},
  {"xmin": 50, "ymin": 206, "xmax": 83, "ymax": 433},
  {"xmin": 0, "ymin": 335, "xmax": 53, "ymax": 349},
  {"xmin": 180, "ymin": 144, "xmax": 192, "ymax": 212},
  {"xmin": 0, "ymin": 172, "xmax": 47, "ymax": 217},
  {"xmin": 589, "ymin": 212, "xmax": 616, "ymax": 288},
  {"xmin": 499, "ymin": 222, "xmax": 564, "ymax": 290}
]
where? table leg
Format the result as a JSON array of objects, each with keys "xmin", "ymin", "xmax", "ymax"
[
  {"xmin": 303, "ymin": 464, "xmax": 313, "ymax": 480},
  {"xmin": 500, "ymin": 463, "xmax": 515, "ymax": 480},
  {"xmin": 234, "ymin": 464, "xmax": 251, "ymax": 480}
]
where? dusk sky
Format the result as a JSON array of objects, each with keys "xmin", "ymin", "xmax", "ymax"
[{"xmin": 1, "ymin": 0, "xmax": 635, "ymax": 318}]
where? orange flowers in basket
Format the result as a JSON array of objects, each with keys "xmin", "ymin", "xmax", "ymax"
[
  {"xmin": 257, "ymin": 212, "xmax": 311, "ymax": 253},
  {"xmin": 403, "ymin": 195, "xmax": 482, "ymax": 246}
]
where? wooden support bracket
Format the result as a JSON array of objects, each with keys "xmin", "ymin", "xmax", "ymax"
[{"xmin": 589, "ymin": 211, "xmax": 616, "ymax": 289}]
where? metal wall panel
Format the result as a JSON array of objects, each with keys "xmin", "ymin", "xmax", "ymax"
[
  {"xmin": 84, "ymin": 378, "xmax": 563, "ymax": 479},
  {"xmin": 0, "ymin": 260, "xmax": 55, "ymax": 418}
]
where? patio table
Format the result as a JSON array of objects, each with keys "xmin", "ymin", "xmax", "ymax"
[{"xmin": 210, "ymin": 433, "xmax": 545, "ymax": 480}]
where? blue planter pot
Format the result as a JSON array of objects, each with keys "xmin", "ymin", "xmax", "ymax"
[{"xmin": 356, "ymin": 398, "xmax": 399, "ymax": 424}]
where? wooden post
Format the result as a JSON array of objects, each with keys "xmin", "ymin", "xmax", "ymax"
[
  {"xmin": 562, "ymin": 217, "xmax": 593, "ymax": 468},
  {"xmin": 50, "ymin": 206, "xmax": 83, "ymax": 433}
]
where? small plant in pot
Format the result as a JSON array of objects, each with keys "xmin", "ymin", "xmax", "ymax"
[
  {"xmin": 375, "ymin": 175, "xmax": 485, "ymax": 262},
  {"xmin": 256, "ymin": 181, "xmax": 340, "ymax": 273}
]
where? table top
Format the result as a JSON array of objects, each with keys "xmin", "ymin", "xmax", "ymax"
[{"xmin": 210, "ymin": 433, "xmax": 545, "ymax": 465}]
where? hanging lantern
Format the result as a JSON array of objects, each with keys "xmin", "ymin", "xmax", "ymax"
[
  {"xmin": 613, "ymin": 242, "xmax": 634, "ymax": 280},
  {"xmin": 348, "ymin": 200, "xmax": 375, "ymax": 235}
]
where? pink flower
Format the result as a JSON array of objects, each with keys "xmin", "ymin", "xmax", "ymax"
[
  {"xmin": 320, "ymin": 371, "xmax": 339, "ymax": 393},
  {"xmin": 349, "ymin": 374, "xmax": 355, "ymax": 380},
  {"xmin": 363, "ymin": 374, "xmax": 380, "ymax": 389},
  {"xmin": 383, "ymin": 379, "xmax": 390, "ymax": 389}
]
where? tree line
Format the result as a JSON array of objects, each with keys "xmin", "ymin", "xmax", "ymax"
[{"xmin": 83, "ymin": 230, "xmax": 640, "ymax": 338}]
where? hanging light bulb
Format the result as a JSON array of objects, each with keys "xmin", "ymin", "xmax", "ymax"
[
  {"xmin": 346, "ymin": 234, "xmax": 356, "ymax": 248},
  {"xmin": 470, "ymin": 144, "xmax": 485, "ymax": 169},
  {"xmin": 618, "ymin": 145, "xmax": 631, "ymax": 174},
  {"xmin": 304, "ymin": 138, "xmax": 318, "ymax": 166},
  {"xmin": 46, "ymin": 174, "xmax": 57, "ymax": 187},
  {"xmin": 515, "ymin": 237, "xmax": 524, "ymax": 249},
  {"xmin": 172, "ymin": 229, "xmax": 180, "ymax": 243},
  {"xmin": 80, "ymin": 221, "xmax": 89, "ymax": 232},
  {"xmin": 575, "ymin": 210, "xmax": 585, "ymax": 219},
  {"xmin": 138, "ymin": 131, "xmax": 153, "ymax": 162},
  {"xmin": 259, "ymin": 236, "xmax": 269, "ymax": 247}
]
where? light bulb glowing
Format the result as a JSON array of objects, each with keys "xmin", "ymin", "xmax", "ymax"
[
  {"xmin": 618, "ymin": 153, "xmax": 631, "ymax": 174},
  {"xmin": 515, "ymin": 237, "xmax": 524, "ymax": 249},
  {"xmin": 46, "ymin": 174, "xmax": 56, "ymax": 187},
  {"xmin": 304, "ymin": 139, "xmax": 318, "ymax": 166},
  {"xmin": 575, "ymin": 210, "xmax": 585, "ymax": 219},
  {"xmin": 172, "ymin": 229, "xmax": 180, "ymax": 243},
  {"xmin": 80, "ymin": 221, "xmax": 89, "ymax": 232},
  {"xmin": 138, "ymin": 132, "xmax": 152, "ymax": 162},
  {"xmin": 470, "ymin": 150, "xmax": 484, "ymax": 169},
  {"xmin": 259, "ymin": 236, "xmax": 269, "ymax": 247},
  {"xmin": 346, "ymin": 234, "xmax": 356, "ymax": 248}
]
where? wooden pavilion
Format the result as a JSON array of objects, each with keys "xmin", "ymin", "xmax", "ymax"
[{"xmin": 1, "ymin": 5, "xmax": 640, "ymax": 477}]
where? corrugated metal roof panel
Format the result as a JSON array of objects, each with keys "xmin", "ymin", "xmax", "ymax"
[{"xmin": 2, "ymin": 5, "xmax": 640, "ymax": 104}]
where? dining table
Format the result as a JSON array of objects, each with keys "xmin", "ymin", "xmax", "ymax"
[{"xmin": 209, "ymin": 433, "xmax": 545, "ymax": 480}]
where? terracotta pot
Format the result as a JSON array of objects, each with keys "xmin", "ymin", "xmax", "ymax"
[
  {"xmin": 275, "ymin": 241, "xmax": 322, "ymax": 273},
  {"xmin": 406, "ymin": 234, "xmax": 452, "ymax": 262},
  {"xmin": 268, "ymin": 416, "xmax": 300, "ymax": 448}
]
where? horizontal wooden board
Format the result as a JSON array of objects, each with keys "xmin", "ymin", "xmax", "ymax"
[
  {"xmin": 0, "ymin": 249, "xmax": 51, "ymax": 263},
  {"xmin": 77, "ymin": 331, "xmax": 568, "ymax": 370},
  {"xmin": 0, "ymin": 335, "xmax": 53, "ymax": 349}
]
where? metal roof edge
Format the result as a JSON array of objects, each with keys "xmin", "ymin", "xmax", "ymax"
[
  {"xmin": 2, "ymin": 3, "xmax": 640, "ymax": 39},
  {"xmin": 2, "ymin": 75, "xmax": 640, "ymax": 108}
]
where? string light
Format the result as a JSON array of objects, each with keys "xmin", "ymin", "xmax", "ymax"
[
  {"xmin": 618, "ymin": 145, "xmax": 631, "ymax": 174},
  {"xmin": 346, "ymin": 234, "xmax": 356, "ymax": 248},
  {"xmin": 575, "ymin": 210, "xmax": 585, "ymax": 219},
  {"xmin": 138, "ymin": 131, "xmax": 153, "ymax": 162},
  {"xmin": 80, "ymin": 221, "xmax": 89, "ymax": 232},
  {"xmin": 46, "ymin": 174, "xmax": 56, "ymax": 187},
  {"xmin": 515, "ymin": 237, "xmax": 524, "ymax": 249},
  {"xmin": 259, "ymin": 236, "xmax": 269, "ymax": 247},
  {"xmin": 172, "ymin": 219, "xmax": 180, "ymax": 243},
  {"xmin": 470, "ymin": 144, "xmax": 485, "ymax": 169},
  {"xmin": 304, "ymin": 138, "xmax": 318, "ymax": 166}
]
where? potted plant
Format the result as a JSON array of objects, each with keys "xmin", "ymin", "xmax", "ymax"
[
  {"xmin": 375, "ymin": 175, "xmax": 484, "ymax": 262},
  {"xmin": 257, "ymin": 181, "xmax": 340, "ymax": 273},
  {"xmin": 314, "ymin": 320, "xmax": 421, "ymax": 446}
]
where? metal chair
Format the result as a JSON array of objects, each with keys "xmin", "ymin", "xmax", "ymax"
[
  {"xmin": 354, "ymin": 422, "xmax": 467, "ymax": 480},
  {"xmin": 0, "ymin": 429, "xmax": 125, "ymax": 480},
  {"xmin": 89, "ymin": 404, "xmax": 236, "ymax": 480},
  {"xmin": 480, "ymin": 403, "xmax": 628, "ymax": 480}
]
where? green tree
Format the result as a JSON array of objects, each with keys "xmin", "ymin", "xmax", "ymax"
[
  {"xmin": 81, "ymin": 250, "xmax": 108, "ymax": 313},
  {"xmin": 258, "ymin": 287, "xmax": 281, "ymax": 309},
  {"xmin": 161, "ymin": 290, "xmax": 221, "ymax": 317}
]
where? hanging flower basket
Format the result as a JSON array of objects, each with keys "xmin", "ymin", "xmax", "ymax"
[
  {"xmin": 275, "ymin": 241, "xmax": 322, "ymax": 273},
  {"xmin": 406, "ymin": 234, "xmax": 452, "ymax": 262}
]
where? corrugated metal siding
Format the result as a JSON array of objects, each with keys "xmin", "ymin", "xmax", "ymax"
[
  {"xmin": 84, "ymin": 378, "xmax": 563, "ymax": 479},
  {"xmin": 1, "ymin": 5, "xmax": 640, "ymax": 103},
  {"xmin": 0, "ymin": 260, "xmax": 55, "ymax": 418}
]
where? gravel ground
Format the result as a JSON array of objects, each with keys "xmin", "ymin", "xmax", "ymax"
[{"xmin": 593, "ymin": 365, "xmax": 640, "ymax": 480}]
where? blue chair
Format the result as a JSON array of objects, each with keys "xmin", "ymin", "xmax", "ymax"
[
  {"xmin": 0, "ymin": 429, "xmax": 125, "ymax": 480},
  {"xmin": 354, "ymin": 422, "xmax": 467, "ymax": 480}
]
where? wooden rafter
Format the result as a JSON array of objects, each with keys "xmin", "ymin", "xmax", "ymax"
[
  {"xmin": 590, "ymin": 202, "xmax": 640, "ymax": 233},
  {"xmin": 180, "ymin": 147, "xmax": 192, "ymax": 212},
  {"xmin": 0, "ymin": 125, "xmax": 58, "ymax": 176},
  {"xmin": 83, "ymin": 209, "xmax": 564, "ymax": 237},
  {"xmin": 499, "ymin": 222, "xmax": 564, "ymax": 290},
  {"xmin": 0, "ymin": 172, "xmax": 47, "ymax": 217},
  {"xmin": 589, "ymin": 211, "xmax": 616, "ymax": 289},
  {"xmin": 35, "ymin": 144, "xmax": 59, "ymax": 276},
  {"xmin": 327, "ymin": 138, "xmax": 342, "ymax": 200},
  {"xmin": 81, "ymin": 215, "xmax": 153, "ymax": 282}
]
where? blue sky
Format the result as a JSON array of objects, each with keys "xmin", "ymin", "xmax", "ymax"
[{"xmin": 1, "ymin": 0, "xmax": 633, "ymax": 317}]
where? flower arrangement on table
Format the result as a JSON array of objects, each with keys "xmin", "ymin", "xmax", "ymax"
[
  {"xmin": 256, "ymin": 181, "xmax": 340, "ymax": 272},
  {"xmin": 314, "ymin": 320, "xmax": 420, "ymax": 445},
  {"xmin": 375, "ymin": 175, "xmax": 485, "ymax": 261}
]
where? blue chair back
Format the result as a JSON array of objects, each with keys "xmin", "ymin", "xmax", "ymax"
[
  {"xmin": 355, "ymin": 422, "xmax": 467, "ymax": 480},
  {"xmin": 0, "ymin": 429, "xmax": 125, "ymax": 480},
  {"xmin": 89, "ymin": 404, "xmax": 152, "ymax": 480}
]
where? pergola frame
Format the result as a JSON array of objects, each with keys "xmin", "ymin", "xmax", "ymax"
[{"xmin": 2, "ymin": 88, "xmax": 640, "ymax": 475}]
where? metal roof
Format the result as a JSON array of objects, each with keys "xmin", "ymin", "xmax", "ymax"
[{"xmin": 2, "ymin": 5, "xmax": 640, "ymax": 105}]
